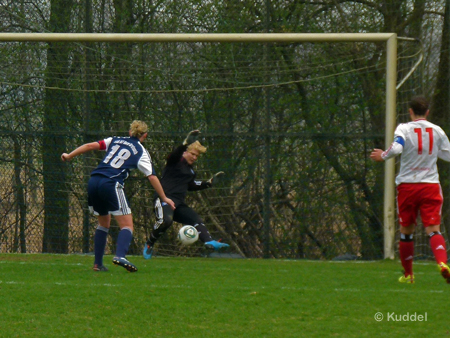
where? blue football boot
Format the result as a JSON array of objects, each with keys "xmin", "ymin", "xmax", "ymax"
[
  {"xmin": 205, "ymin": 240, "xmax": 230, "ymax": 251},
  {"xmin": 143, "ymin": 243, "xmax": 153, "ymax": 260}
]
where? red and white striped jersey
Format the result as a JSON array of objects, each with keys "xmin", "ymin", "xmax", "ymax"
[{"xmin": 382, "ymin": 119, "xmax": 450, "ymax": 185}]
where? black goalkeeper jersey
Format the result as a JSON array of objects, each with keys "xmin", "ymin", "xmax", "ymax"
[{"xmin": 156, "ymin": 144, "xmax": 210, "ymax": 205}]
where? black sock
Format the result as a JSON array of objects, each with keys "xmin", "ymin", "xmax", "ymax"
[
  {"xmin": 195, "ymin": 223, "xmax": 213, "ymax": 242},
  {"xmin": 147, "ymin": 233, "xmax": 159, "ymax": 246}
]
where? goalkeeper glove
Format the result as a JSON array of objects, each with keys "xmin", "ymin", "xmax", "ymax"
[
  {"xmin": 207, "ymin": 171, "xmax": 225, "ymax": 186},
  {"xmin": 183, "ymin": 129, "xmax": 201, "ymax": 146}
]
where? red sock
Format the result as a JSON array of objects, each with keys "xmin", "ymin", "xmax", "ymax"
[
  {"xmin": 429, "ymin": 232, "xmax": 447, "ymax": 264},
  {"xmin": 399, "ymin": 240, "xmax": 414, "ymax": 276}
]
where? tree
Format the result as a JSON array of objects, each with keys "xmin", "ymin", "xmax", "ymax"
[
  {"xmin": 42, "ymin": 0, "xmax": 74, "ymax": 253},
  {"xmin": 432, "ymin": 0, "xmax": 450, "ymax": 233}
]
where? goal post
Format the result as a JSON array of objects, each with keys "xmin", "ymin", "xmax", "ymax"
[
  {"xmin": 384, "ymin": 35, "xmax": 398, "ymax": 260},
  {"xmin": 0, "ymin": 33, "xmax": 397, "ymax": 259}
]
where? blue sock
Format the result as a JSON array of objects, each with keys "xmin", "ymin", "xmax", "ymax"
[
  {"xmin": 94, "ymin": 226, "xmax": 109, "ymax": 266},
  {"xmin": 115, "ymin": 228, "xmax": 133, "ymax": 258}
]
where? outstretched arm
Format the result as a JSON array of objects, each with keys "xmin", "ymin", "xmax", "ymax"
[
  {"xmin": 206, "ymin": 171, "xmax": 224, "ymax": 186},
  {"xmin": 370, "ymin": 136, "xmax": 404, "ymax": 162},
  {"xmin": 370, "ymin": 149, "xmax": 385, "ymax": 162},
  {"xmin": 188, "ymin": 179, "xmax": 212, "ymax": 191},
  {"xmin": 166, "ymin": 130, "xmax": 201, "ymax": 166},
  {"xmin": 183, "ymin": 129, "xmax": 200, "ymax": 145},
  {"xmin": 61, "ymin": 142, "xmax": 101, "ymax": 162},
  {"xmin": 166, "ymin": 144, "xmax": 188, "ymax": 166},
  {"xmin": 188, "ymin": 172, "xmax": 225, "ymax": 191},
  {"xmin": 438, "ymin": 134, "xmax": 450, "ymax": 162}
]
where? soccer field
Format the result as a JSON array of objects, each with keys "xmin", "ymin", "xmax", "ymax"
[{"xmin": 0, "ymin": 254, "xmax": 444, "ymax": 338}]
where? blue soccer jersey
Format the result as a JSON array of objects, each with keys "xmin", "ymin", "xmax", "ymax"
[{"xmin": 90, "ymin": 136, "xmax": 155, "ymax": 185}]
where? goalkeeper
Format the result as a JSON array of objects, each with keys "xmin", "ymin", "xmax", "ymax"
[{"xmin": 143, "ymin": 130, "xmax": 229, "ymax": 258}]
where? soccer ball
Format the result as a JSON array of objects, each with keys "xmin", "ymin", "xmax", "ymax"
[{"xmin": 178, "ymin": 225, "xmax": 199, "ymax": 246}]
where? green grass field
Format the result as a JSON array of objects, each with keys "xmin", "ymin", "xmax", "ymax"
[{"xmin": 0, "ymin": 254, "xmax": 448, "ymax": 338}]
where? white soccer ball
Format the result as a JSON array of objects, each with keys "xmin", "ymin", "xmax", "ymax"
[{"xmin": 178, "ymin": 225, "xmax": 199, "ymax": 246}]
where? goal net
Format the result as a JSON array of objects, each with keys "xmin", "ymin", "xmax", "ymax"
[{"xmin": 0, "ymin": 33, "xmax": 422, "ymax": 259}]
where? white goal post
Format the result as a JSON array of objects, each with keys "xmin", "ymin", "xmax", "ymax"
[{"xmin": 0, "ymin": 32, "xmax": 398, "ymax": 259}]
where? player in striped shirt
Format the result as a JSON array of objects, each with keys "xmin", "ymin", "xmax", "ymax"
[{"xmin": 371, "ymin": 96, "xmax": 450, "ymax": 284}]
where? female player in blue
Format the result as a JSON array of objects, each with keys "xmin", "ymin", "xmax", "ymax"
[{"xmin": 61, "ymin": 120, "xmax": 175, "ymax": 272}]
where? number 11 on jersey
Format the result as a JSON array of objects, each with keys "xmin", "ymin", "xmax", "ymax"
[{"xmin": 414, "ymin": 128, "xmax": 433, "ymax": 155}]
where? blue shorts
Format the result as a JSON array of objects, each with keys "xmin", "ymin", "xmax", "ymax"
[{"xmin": 88, "ymin": 175, "xmax": 131, "ymax": 216}]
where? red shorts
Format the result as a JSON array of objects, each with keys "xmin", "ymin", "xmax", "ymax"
[{"xmin": 396, "ymin": 183, "xmax": 443, "ymax": 227}]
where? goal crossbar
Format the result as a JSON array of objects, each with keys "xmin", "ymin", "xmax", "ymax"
[
  {"xmin": 0, "ymin": 32, "xmax": 397, "ymax": 259},
  {"xmin": 0, "ymin": 32, "xmax": 395, "ymax": 43}
]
